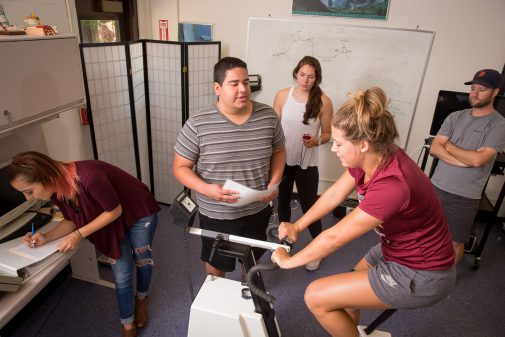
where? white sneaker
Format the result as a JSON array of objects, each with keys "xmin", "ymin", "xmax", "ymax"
[
  {"xmin": 357, "ymin": 325, "xmax": 392, "ymax": 337},
  {"xmin": 305, "ymin": 259, "xmax": 321, "ymax": 271}
]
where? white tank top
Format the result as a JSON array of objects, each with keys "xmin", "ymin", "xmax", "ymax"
[{"xmin": 281, "ymin": 87, "xmax": 321, "ymax": 168}]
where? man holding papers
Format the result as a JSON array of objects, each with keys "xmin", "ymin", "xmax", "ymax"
[{"xmin": 173, "ymin": 57, "xmax": 286, "ymax": 277}]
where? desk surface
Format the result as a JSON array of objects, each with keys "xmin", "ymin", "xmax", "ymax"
[
  {"xmin": 0, "ymin": 221, "xmax": 74, "ymax": 328},
  {"xmin": 0, "ymin": 220, "xmax": 113, "ymax": 329},
  {"xmin": 0, "ymin": 249, "xmax": 72, "ymax": 327},
  {"xmin": 0, "ymin": 219, "xmax": 61, "ymax": 276}
]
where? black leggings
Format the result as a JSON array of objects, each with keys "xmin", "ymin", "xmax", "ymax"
[{"xmin": 277, "ymin": 164, "xmax": 322, "ymax": 239}]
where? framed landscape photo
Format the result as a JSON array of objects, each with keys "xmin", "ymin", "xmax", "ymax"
[
  {"xmin": 178, "ymin": 22, "xmax": 212, "ymax": 42},
  {"xmin": 292, "ymin": 0, "xmax": 390, "ymax": 20}
]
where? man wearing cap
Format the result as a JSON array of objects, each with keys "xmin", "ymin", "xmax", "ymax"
[{"xmin": 430, "ymin": 68, "xmax": 505, "ymax": 265}]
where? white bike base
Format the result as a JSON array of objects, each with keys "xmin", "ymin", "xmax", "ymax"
[
  {"xmin": 186, "ymin": 276, "xmax": 390, "ymax": 337},
  {"xmin": 358, "ymin": 325, "xmax": 392, "ymax": 337},
  {"xmin": 188, "ymin": 275, "xmax": 278, "ymax": 337}
]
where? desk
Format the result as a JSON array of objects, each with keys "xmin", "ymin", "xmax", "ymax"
[
  {"xmin": 0, "ymin": 220, "xmax": 114, "ymax": 328},
  {"xmin": 0, "ymin": 247, "xmax": 72, "ymax": 327}
]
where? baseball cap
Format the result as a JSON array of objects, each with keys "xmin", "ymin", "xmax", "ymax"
[{"xmin": 464, "ymin": 69, "xmax": 502, "ymax": 89}]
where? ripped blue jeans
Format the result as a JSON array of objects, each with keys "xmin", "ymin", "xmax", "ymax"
[{"xmin": 109, "ymin": 213, "xmax": 158, "ymax": 325}]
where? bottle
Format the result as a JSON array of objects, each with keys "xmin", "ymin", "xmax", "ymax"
[
  {"xmin": 0, "ymin": 5, "xmax": 10, "ymax": 27},
  {"xmin": 300, "ymin": 146, "xmax": 313, "ymax": 170}
]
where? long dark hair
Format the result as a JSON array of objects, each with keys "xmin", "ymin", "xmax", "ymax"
[{"xmin": 292, "ymin": 56, "xmax": 323, "ymax": 124}]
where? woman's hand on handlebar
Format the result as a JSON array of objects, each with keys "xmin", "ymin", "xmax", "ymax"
[
  {"xmin": 271, "ymin": 247, "xmax": 291, "ymax": 269},
  {"xmin": 278, "ymin": 221, "xmax": 299, "ymax": 243}
]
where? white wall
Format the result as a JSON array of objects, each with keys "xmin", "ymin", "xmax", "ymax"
[
  {"xmin": 138, "ymin": 0, "xmax": 178, "ymax": 41},
  {"xmin": 6, "ymin": 1, "xmax": 501, "ymax": 212},
  {"xmin": 0, "ymin": 0, "xmax": 92, "ymax": 163},
  {"xmin": 140, "ymin": 0, "xmax": 505, "ymax": 214},
  {"xmin": 142, "ymin": 0, "xmax": 505, "ymax": 153}
]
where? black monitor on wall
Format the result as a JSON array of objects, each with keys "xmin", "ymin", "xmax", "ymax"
[{"xmin": 430, "ymin": 90, "xmax": 505, "ymax": 136}]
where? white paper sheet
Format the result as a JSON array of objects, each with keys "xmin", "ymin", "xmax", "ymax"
[
  {"xmin": 222, "ymin": 180, "xmax": 280, "ymax": 207},
  {"xmin": 8, "ymin": 238, "xmax": 63, "ymax": 262}
]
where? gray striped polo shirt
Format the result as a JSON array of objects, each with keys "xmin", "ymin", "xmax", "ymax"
[{"xmin": 174, "ymin": 101, "xmax": 285, "ymax": 219}]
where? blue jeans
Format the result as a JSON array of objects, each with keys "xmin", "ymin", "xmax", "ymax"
[{"xmin": 109, "ymin": 213, "xmax": 158, "ymax": 325}]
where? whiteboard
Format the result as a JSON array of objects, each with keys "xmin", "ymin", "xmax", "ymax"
[{"xmin": 247, "ymin": 18, "xmax": 434, "ymax": 148}]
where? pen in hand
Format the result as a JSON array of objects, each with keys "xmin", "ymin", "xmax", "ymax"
[{"xmin": 31, "ymin": 223, "xmax": 35, "ymax": 249}]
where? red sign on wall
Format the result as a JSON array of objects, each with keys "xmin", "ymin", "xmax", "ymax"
[{"xmin": 159, "ymin": 20, "xmax": 169, "ymax": 41}]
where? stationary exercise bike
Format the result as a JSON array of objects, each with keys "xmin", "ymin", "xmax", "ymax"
[
  {"xmin": 167, "ymin": 189, "xmax": 284, "ymax": 336},
  {"xmin": 185, "ymin": 224, "xmax": 394, "ymax": 337},
  {"xmin": 186, "ymin": 224, "xmax": 291, "ymax": 337},
  {"xmin": 169, "ymin": 188, "xmax": 394, "ymax": 336}
]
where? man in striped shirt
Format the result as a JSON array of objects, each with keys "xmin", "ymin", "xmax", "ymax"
[{"xmin": 173, "ymin": 57, "xmax": 286, "ymax": 277}]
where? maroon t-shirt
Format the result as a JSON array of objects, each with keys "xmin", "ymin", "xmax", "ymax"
[
  {"xmin": 348, "ymin": 148, "xmax": 454, "ymax": 270},
  {"xmin": 51, "ymin": 161, "xmax": 160, "ymax": 259}
]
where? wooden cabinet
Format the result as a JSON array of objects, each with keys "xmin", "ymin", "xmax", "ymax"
[{"xmin": 0, "ymin": 35, "xmax": 85, "ymax": 134}]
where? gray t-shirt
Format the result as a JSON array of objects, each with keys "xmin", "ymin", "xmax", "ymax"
[
  {"xmin": 431, "ymin": 109, "xmax": 505, "ymax": 199},
  {"xmin": 174, "ymin": 101, "xmax": 285, "ymax": 219}
]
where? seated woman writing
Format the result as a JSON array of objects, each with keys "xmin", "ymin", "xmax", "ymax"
[{"xmin": 271, "ymin": 87, "xmax": 456, "ymax": 337}]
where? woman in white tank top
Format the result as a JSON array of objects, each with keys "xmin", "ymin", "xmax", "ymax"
[{"xmin": 273, "ymin": 56, "xmax": 333, "ymax": 271}]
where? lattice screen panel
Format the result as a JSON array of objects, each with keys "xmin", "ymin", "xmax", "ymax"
[
  {"xmin": 81, "ymin": 41, "xmax": 220, "ymax": 202},
  {"xmin": 129, "ymin": 42, "xmax": 150, "ymax": 188},
  {"xmin": 186, "ymin": 44, "xmax": 220, "ymax": 118},
  {"xmin": 147, "ymin": 42, "xmax": 183, "ymax": 204},
  {"xmin": 81, "ymin": 44, "xmax": 137, "ymax": 177}
]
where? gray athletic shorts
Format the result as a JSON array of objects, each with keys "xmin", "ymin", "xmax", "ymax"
[
  {"xmin": 365, "ymin": 244, "xmax": 456, "ymax": 309},
  {"xmin": 434, "ymin": 186, "xmax": 480, "ymax": 243}
]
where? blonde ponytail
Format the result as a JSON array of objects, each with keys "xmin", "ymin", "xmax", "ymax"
[{"xmin": 332, "ymin": 87, "xmax": 398, "ymax": 156}]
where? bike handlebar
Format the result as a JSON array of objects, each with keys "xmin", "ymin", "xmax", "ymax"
[
  {"xmin": 246, "ymin": 224, "xmax": 293, "ymax": 304},
  {"xmin": 246, "ymin": 263, "xmax": 279, "ymax": 304}
]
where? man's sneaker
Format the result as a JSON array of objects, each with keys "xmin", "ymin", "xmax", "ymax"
[
  {"xmin": 305, "ymin": 259, "xmax": 321, "ymax": 271},
  {"xmin": 357, "ymin": 325, "xmax": 392, "ymax": 337}
]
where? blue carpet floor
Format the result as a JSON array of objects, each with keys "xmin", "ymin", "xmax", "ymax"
[{"xmin": 3, "ymin": 203, "xmax": 505, "ymax": 337}]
